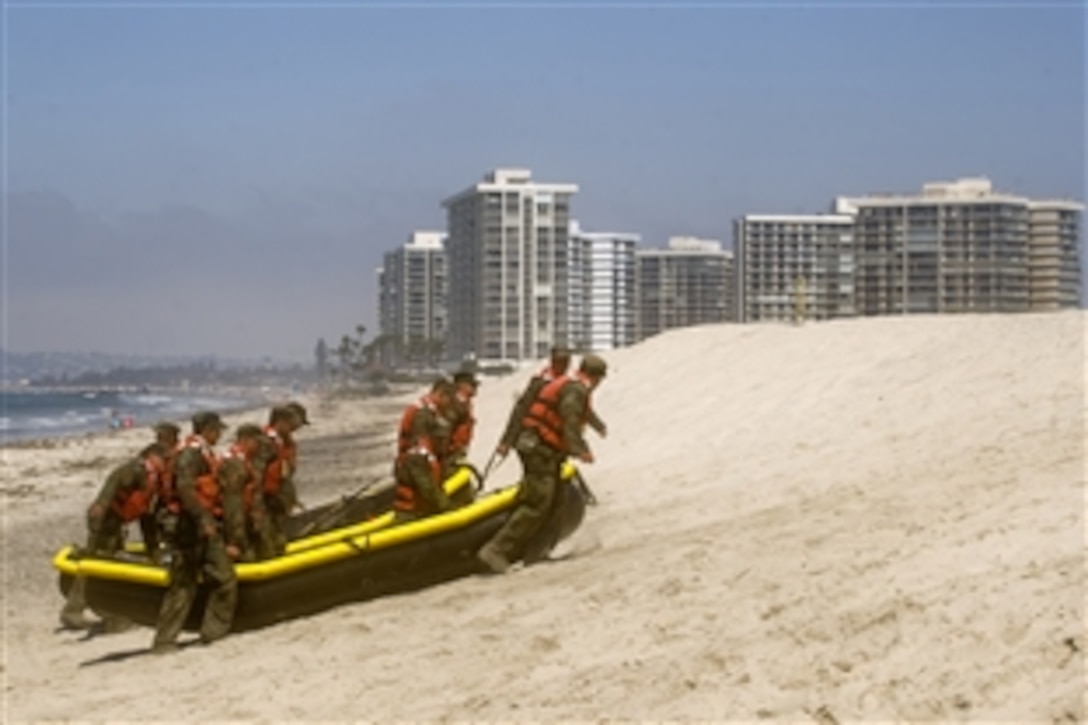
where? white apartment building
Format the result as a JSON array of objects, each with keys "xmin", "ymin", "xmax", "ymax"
[
  {"xmin": 377, "ymin": 231, "xmax": 448, "ymax": 364},
  {"xmin": 442, "ymin": 168, "xmax": 578, "ymax": 363},
  {"xmin": 733, "ymin": 214, "xmax": 856, "ymax": 323},
  {"xmin": 569, "ymin": 220, "xmax": 638, "ymax": 351},
  {"xmin": 636, "ymin": 236, "xmax": 733, "ymax": 341},
  {"xmin": 835, "ymin": 177, "xmax": 1083, "ymax": 315},
  {"xmin": 1027, "ymin": 200, "xmax": 1082, "ymax": 309}
]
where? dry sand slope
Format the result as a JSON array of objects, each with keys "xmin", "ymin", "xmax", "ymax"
[{"xmin": 3, "ymin": 312, "xmax": 1084, "ymax": 723}]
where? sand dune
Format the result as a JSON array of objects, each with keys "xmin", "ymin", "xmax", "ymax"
[{"xmin": 3, "ymin": 312, "xmax": 1083, "ymax": 722}]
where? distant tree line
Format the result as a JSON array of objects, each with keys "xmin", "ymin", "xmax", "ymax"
[
  {"xmin": 30, "ymin": 360, "xmax": 316, "ymax": 389},
  {"xmin": 315, "ymin": 325, "xmax": 457, "ymax": 387}
]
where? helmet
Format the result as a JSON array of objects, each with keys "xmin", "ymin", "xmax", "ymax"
[{"xmin": 580, "ymin": 354, "xmax": 608, "ymax": 378}]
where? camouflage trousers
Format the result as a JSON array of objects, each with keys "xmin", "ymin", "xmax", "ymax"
[
  {"xmin": 152, "ymin": 536, "xmax": 238, "ymax": 646},
  {"xmin": 483, "ymin": 433, "xmax": 564, "ymax": 562},
  {"xmin": 260, "ymin": 496, "xmax": 290, "ymax": 557},
  {"xmin": 60, "ymin": 518, "xmax": 125, "ymax": 623}
]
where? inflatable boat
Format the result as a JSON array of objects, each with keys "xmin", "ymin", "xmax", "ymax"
[{"xmin": 53, "ymin": 462, "xmax": 592, "ymax": 632}]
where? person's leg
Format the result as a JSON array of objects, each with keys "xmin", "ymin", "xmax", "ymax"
[
  {"xmin": 198, "ymin": 537, "xmax": 238, "ymax": 643},
  {"xmin": 477, "ymin": 447, "xmax": 560, "ymax": 572},
  {"xmin": 59, "ymin": 575, "xmax": 94, "ymax": 629},
  {"xmin": 151, "ymin": 549, "xmax": 198, "ymax": 652}
]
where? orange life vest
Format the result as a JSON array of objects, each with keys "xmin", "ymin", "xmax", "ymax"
[
  {"xmin": 540, "ymin": 363, "xmax": 564, "ymax": 382},
  {"xmin": 109, "ymin": 457, "xmax": 164, "ymax": 522},
  {"xmin": 397, "ymin": 395, "xmax": 439, "ymax": 456},
  {"xmin": 262, "ymin": 426, "xmax": 294, "ymax": 496},
  {"xmin": 222, "ymin": 442, "xmax": 259, "ymax": 510},
  {"xmin": 449, "ymin": 391, "xmax": 475, "ymax": 456},
  {"xmin": 164, "ymin": 435, "xmax": 221, "ymax": 516},
  {"xmin": 393, "ymin": 438, "xmax": 442, "ymax": 514},
  {"xmin": 522, "ymin": 372, "xmax": 592, "ymax": 453},
  {"xmin": 156, "ymin": 442, "xmax": 182, "ymax": 510}
]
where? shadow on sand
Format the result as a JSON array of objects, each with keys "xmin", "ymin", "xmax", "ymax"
[{"xmin": 78, "ymin": 638, "xmax": 203, "ymax": 667}]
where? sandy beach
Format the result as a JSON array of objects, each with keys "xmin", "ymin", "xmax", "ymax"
[{"xmin": 2, "ymin": 311, "xmax": 1084, "ymax": 723}]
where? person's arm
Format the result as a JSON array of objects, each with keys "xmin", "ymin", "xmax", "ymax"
[
  {"xmin": 448, "ymin": 402, "xmax": 473, "ymax": 459},
  {"xmin": 218, "ymin": 460, "xmax": 249, "ymax": 553},
  {"xmin": 585, "ymin": 406, "xmax": 607, "ymax": 437},
  {"xmin": 558, "ymin": 384, "xmax": 593, "ymax": 462},
  {"xmin": 278, "ymin": 475, "xmax": 300, "ymax": 512},
  {"xmin": 407, "ymin": 454, "xmax": 451, "ymax": 512},
  {"xmin": 249, "ymin": 437, "xmax": 277, "ymax": 521},
  {"xmin": 138, "ymin": 512, "xmax": 161, "ymax": 563},
  {"xmin": 498, "ymin": 378, "xmax": 542, "ymax": 452},
  {"xmin": 88, "ymin": 464, "xmax": 127, "ymax": 530}
]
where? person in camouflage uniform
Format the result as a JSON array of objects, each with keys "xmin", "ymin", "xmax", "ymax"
[
  {"xmin": 218, "ymin": 424, "xmax": 271, "ymax": 563},
  {"xmin": 496, "ymin": 345, "xmax": 572, "ymax": 458},
  {"xmin": 281, "ymin": 400, "xmax": 311, "ymax": 512},
  {"xmin": 150, "ymin": 421, "xmax": 182, "ymax": 562},
  {"xmin": 252, "ymin": 405, "xmax": 304, "ymax": 556},
  {"xmin": 151, "ymin": 411, "xmax": 237, "ymax": 654},
  {"xmin": 477, "ymin": 354, "xmax": 608, "ymax": 574},
  {"xmin": 496, "ymin": 346, "xmax": 608, "ymax": 459},
  {"xmin": 392, "ymin": 378, "xmax": 455, "ymax": 522},
  {"xmin": 443, "ymin": 370, "xmax": 480, "ymax": 506},
  {"xmin": 153, "ymin": 420, "xmax": 181, "ymax": 451},
  {"xmin": 59, "ymin": 443, "xmax": 170, "ymax": 630}
]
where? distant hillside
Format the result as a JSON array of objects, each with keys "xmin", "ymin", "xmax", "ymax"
[{"xmin": 0, "ymin": 349, "xmax": 303, "ymax": 386}]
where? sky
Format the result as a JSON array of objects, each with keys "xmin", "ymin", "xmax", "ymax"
[{"xmin": 3, "ymin": 0, "xmax": 1084, "ymax": 363}]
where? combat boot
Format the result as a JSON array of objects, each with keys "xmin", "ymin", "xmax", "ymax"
[
  {"xmin": 476, "ymin": 543, "xmax": 510, "ymax": 574},
  {"xmin": 59, "ymin": 610, "xmax": 95, "ymax": 631},
  {"xmin": 102, "ymin": 616, "xmax": 135, "ymax": 634}
]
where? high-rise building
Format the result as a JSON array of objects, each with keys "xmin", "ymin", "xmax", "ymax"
[
  {"xmin": 733, "ymin": 214, "xmax": 856, "ymax": 323},
  {"xmin": 569, "ymin": 221, "xmax": 638, "ymax": 351},
  {"xmin": 636, "ymin": 237, "xmax": 733, "ymax": 341},
  {"xmin": 835, "ymin": 177, "xmax": 1082, "ymax": 315},
  {"xmin": 1028, "ymin": 200, "xmax": 1083, "ymax": 309},
  {"xmin": 377, "ymin": 231, "xmax": 448, "ymax": 365},
  {"xmin": 442, "ymin": 168, "xmax": 578, "ymax": 363}
]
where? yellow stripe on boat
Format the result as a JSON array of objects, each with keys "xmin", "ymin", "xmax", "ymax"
[
  {"xmin": 234, "ymin": 485, "xmax": 519, "ymax": 581},
  {"xmin": 282, "ymin": 466, "xmax": 476, "ymax": 554}
]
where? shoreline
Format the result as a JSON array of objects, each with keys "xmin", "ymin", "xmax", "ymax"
[{"xmin": 0, "ymin": 384, "xmax": 423, "ymax": 450}]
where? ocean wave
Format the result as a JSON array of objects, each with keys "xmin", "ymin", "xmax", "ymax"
[
  {"xmin": 117, "ymin": 393, "xmax": 174, "ymax": 406},
  {"xmin": 1, "ymin": 390, "xmax": 262, "ymax": 443}
]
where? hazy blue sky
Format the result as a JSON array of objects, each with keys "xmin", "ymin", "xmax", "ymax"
[{"xmin": 4, "ymin": 1, "xmax": 1084, "ymax": 362}]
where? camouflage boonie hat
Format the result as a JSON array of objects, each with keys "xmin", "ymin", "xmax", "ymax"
[
  {"xmin": 191, "ymin": 411, "xmax": 228, "ymax": 433},
  {"xmin": 235, "ymin": 423, "xmax": 264, "ymax": 439},
  {"xmin": 453, "ymin": 369, "xmax": 479, "ymax": 387},
  {"xmin": 285, "ymin": 401, "xmax": 310, "ymax": 425},
  {"xmin": 269, "ymin": 405, "xmax": 302, "ymax": 427},
  {"xmin": 152, "ymin": 421, "xmax": 181, "ymax": 437},
  {"xmin": 580, "ymin": 354, "xmax": 608, "ymax": 378}
]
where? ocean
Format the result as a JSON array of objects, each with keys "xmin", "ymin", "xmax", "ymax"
[{"xmin": 0, "ymin": 389, "xmax": 261, "ymax": 444}]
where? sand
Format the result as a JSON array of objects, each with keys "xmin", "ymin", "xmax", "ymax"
[{"xmin": 2, "ymin": 311, "xmax": 1084, "ymax": 723}]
